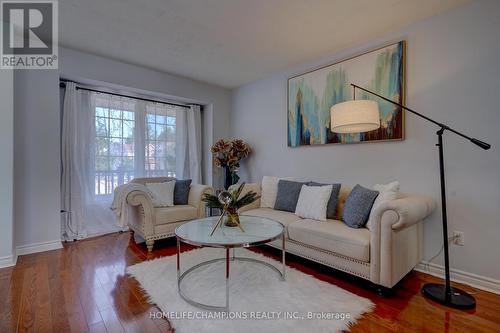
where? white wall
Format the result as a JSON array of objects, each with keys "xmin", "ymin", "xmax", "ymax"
[
  {"xmin": 13, "ymin": 47, "xmax": 231, "ymax": 252},
  {"xmin": 0, "ymin": 66, "xmax": 14, "ymax": 267},
  {"xmin": 231, "ymin": 0, "xmax": 500, "ymax": 281}
]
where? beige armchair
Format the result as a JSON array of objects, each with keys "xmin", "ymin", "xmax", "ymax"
[{"xmin": 126, "ymin": 177, "xmax": 212, "ymax": 252}]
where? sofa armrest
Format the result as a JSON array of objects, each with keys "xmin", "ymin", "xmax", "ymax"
[
  {"xmin": 188, "ymin": 184, "xmax": 213, "ymax": 217},
  {"xmin": 375, "ymin": 194, "xmax": 436, "ymax": 230},
  {"xmin": 369, "ymin": 194, "xmax": 435, "ymax": 288},
  {"xmin": 127, "ymin": 189, "xmax": 155, "ymax": 237}
]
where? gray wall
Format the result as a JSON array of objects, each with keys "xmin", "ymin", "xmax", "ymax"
[
  {"xmin": 14, "ymin": 70, "xmax": 61, "ymax": 251},
  {"xmin": 0, "ymin": 67, "xmax": 14, "ymax": 266},
  {"xmin": 13, "ymin": 47, "xmax": 231, "ymax": 250},
  {"xmin": 59, "ymin": 47, "xmax": 232, "ymax": 188},
  {"xmin": 231, "ymin": 0, "xmax": 500, "ymax": 280}
]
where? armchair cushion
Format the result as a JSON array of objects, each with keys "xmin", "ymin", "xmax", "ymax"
[
  {"xmin": 131, "ymin": 176, "xmax": 175, "ymax": 185},
  {"xmin": 154, "ymin": 205, "xmax": 198, "ymax": 225},
  {"xmin": 174, "ymin": 179, "xmax": 192, "ymax": 205},
  {"xmin": 146, "ymin": 181, "xmax": 175, "ymax": 207}
]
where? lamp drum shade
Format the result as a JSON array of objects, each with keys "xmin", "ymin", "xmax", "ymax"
[{"xmin": 330, "ymin": 100, "xmax": 380, "ymax": 134}]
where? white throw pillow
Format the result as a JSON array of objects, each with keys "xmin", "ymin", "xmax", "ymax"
[
  {"xmin": 260, "ymin": 176, "xmax": 294, "ymax": 208},
  {"xmin": 146, "ymin": 181, "xmax": 175, "ymax": 207},
  {"xmin": 366, "ymin": 181, "xmax": 400, "ymax": 230},
  {"xmin": 295, "ymin": 184, "xmax": 333, "ymax": 221}
]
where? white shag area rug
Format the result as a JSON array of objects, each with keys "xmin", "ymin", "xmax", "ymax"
[{"xmin": 126, "ymin": 248, "xmax": 373, "ymax": 333}]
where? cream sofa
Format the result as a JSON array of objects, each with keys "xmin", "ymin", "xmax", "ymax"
[
  {"xmin": 235, "ymin": 183, "xmax": 435, "ymax": 291},
  {"xmin": 126, "ymin": 177, "xmax": 212, "ymax": 252}
]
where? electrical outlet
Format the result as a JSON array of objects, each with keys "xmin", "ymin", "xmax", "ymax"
[{"xmin": 452, "ymin": 231, "xmax": 464, "ymax": 246}]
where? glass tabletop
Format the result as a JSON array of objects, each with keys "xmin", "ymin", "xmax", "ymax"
[{"xmin": 175, "ymin": 215, "xmax": 284, "ymax": 248}]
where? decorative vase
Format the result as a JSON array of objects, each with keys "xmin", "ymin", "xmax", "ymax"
[
  {"xmin": 224, "ymin": 208, "xmax": 240, "ymax": 227},
  {"xmin": 224, "ymin": 165, "xmax": 232, "ymax": 190}
]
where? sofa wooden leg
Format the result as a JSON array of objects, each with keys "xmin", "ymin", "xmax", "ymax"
[
  {"xmin": 146, "ymin": 240, "xmax": 154, "ymax": 252},
  {"xmin": 376, "ymin": 285, "xmax": 394, "ymax": 297}
]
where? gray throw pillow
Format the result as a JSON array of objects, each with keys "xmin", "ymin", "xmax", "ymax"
[
  {"xmin": 342, "ymin": 184, "xmax": 379, "ymax": 228},
  {"xmin": 274, "ymin": 180, "xmax": 307, "ymax": 212},
  {"xmin": 173, "ymin": 179, "xmax": 192, "ymax": 205},
  {"xmin": 308, "ymin": 181, "xmax": 341, "ymax": 219}
]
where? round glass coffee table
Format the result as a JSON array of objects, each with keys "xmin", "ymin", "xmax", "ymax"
[{"xmin": 175, "ymin": 215, "xmax": 286, "ymax": 311}]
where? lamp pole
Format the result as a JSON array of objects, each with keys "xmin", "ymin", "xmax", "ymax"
[{"xmin": 351, "ymin": 83, "xmax": 490, "ymax": 309}]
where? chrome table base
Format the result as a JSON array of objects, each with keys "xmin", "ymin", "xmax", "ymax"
[{"xmin": 176, "ymin": 235, "xmax": 286, "ymax": 312}]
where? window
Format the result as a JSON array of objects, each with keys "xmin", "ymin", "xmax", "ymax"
[
  {"xmin": 92, "ymin": 93, "xmax": 180, "ymax": 197},
  {"xmin": 145, "ymin": 103, "xmax": 176, "ymax": 177},
  {"xmin": 95, "ymin": 106, "xmax": 136, "ymax": 196}
]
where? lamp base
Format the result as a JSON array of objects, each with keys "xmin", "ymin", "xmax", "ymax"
[{"xmin": 422, "ymin": 283, "xmax": 476, "ymax": 309}]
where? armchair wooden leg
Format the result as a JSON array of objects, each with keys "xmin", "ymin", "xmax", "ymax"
[{"xmin": 146, "ymin": 239, "xmax": 154, "ymax": 252}]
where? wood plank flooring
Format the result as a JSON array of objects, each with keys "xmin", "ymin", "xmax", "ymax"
[{"xmin": 1, "ymin": 232, "xmax": 499, "ymax": 332}]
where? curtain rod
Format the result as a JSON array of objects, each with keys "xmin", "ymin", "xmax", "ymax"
[{"xmin": 59, "ymin": 80, "xmax": 194, "ymax": 109}]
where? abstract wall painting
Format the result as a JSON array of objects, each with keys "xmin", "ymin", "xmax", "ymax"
[{"xmin": 287, "ymin": 41, "xmax": 405, "ymax": 147}]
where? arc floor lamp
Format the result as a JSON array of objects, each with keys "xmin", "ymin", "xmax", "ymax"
[{"xmin": 330, "ymin": 83, "xmax": 491, "ymax": 309}]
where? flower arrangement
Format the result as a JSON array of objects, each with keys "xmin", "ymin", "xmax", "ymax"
[
  {"xmin": 202, "ymin": 183, "xmax": 259, "ymax": 211},
  {"xmin": 202, "ymin": 183, "xmax": 260, "ymax": 228},
  {"xmin": 211, "ymin": 138, "xmax": 252, "ymax": 188}
]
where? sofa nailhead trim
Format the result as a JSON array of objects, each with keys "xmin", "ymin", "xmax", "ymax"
[
  {"xmin": 287, "ymin": 247, "xmax": 369, "ymax": 279},
  {"xmin": 268, "ymin": 239, "xmax": 370, "ymax": 279},
  {"xmin": 288, "ymin": 239, "xmax": 370, "ymax": 266}
]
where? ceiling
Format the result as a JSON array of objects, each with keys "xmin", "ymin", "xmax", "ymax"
[{"xmin": 59, "ymin": 0, "xmax": 470, "ymax": 88}]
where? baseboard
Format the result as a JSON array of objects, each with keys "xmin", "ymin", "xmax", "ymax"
[
  {"xmin": 0, "ymin": 254, "xmax": 17, "ymax": 268},
  {"xmin": 415, "ymin": 261, "xmax": 500, "ymax": 295},
  {"xmin": 16, "ymin": 240, "xmax": 63, "ymax": 256}
]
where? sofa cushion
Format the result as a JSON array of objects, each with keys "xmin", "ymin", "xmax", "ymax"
[
  {"xmin": 274, "ymin": 180, "xmax": 307, "ymax": 212},
  {"xmin": 295, "ymin": 184, "xmax": 332, "ymax": 221},
  {"xmin": 342, "ymin": 184, "xmax": 379, "ymax": 228},
  {"xmin": 154, "ymin": 205, "xmax": 198, "ymax": 225},
  {"xmin": 288, "ymin": 219, "xmax": 370, "ymax": 262},
  {"xmin": 241, "ymin": 207, "xmax": 302, "ymax": 237},
  {"xmin": 335, "ymin": 186, "xmax": 351, "ymax": 220},
  {"xmin": 260, "ymin": 176, "xmax": 294, "ymax": 208},
  {"xmin": 308, "ymin": 182, "xmax": 341, "ymax": 219},
  {"xmin": 229, "ymin": 183, "xmax": 261, "ymax": 211},
  {"xmin": 366, "ymin": 181, "xmax": 400, "ymax": 230}
]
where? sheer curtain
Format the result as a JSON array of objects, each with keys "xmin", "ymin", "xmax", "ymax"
[
  {"xmin": 61, "ymin": 85, "xmax": 202, "ymax": 240},
  {"xmin": 61, "ymin": 84, "xmax": 130, "ymax": 239},
  {"xmin": 176, "ymin": 104, "xmax": 202, "ymax": 184},
  {"xmin": 61, "ymin": 82, "xmax": 99, "ymax": 240}
]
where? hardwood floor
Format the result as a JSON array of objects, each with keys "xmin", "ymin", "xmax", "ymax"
[{"xmin": 1, "ymin": 232, "xmax": 499, "ymax": 333}]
